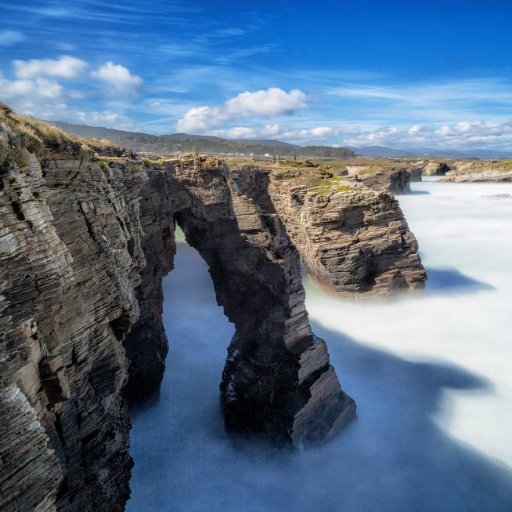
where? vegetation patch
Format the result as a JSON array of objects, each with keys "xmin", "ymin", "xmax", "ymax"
[{"xmin": 312, "ymin": 176, "xmax": 351, "ymax": 195}]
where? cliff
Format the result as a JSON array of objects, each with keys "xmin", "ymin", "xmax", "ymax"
[
  {"xmin": 422, "ymin": 161, "xmax": 450, "ymax": 176},
  {"xmin": 264, "ymin": 168, "xmax": 425, "ymax": 296},
  {"xmin": 0, "ymin": 105, "xmax": 425, "ymax": 511},
  {"xmin": 344, "ymin": 164, "xmax": 413, "ymax": 194},
  {"xmin": 441, "ymin": 160, "xmax": 512, "ymax": 182}
]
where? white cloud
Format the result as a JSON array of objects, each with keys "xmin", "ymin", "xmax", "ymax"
[
  {"xmin": 91, "ymin": 62, "xmax": 142, "ymax": 95},
  {"xmin": 176, "ymin": 87, "xmax": 307, "ymax": 132},
  {"xmin": 344, "ymin": 120, "xmax": 512, "ymax": 149},
  {"xmin": 309, "ymin": 126, "xmax": 334, "ymax": 137},
  {"xmin": 72, "ymin": 110, "xmax": 138, "ymax": 130},
  {"xmin": 209, "ymin": 124, "xmax": 348, "ymax": 144},
  {"xmin": 0, "ymin": 77, "xmax": 64, "ymax": 100},
  {"xmin": 276, "ymin": 126, "xmax": 354, "ymax": 144},
  {"xmin": 191, "ymin": 117, "xmax": 512, "ymax": 150},
  {"xmin": 14, "ymin": 55, "xmax": 86, "ymax": 79},
  {"xmin": 224, "ymin": 88, "xmax": 306, "ymax": 117},
  {"xmin": 259, "ymin": 124, "xmax": 282, "ymax": 137},
  {"xmin": 0, "ymin": 54, "xmax": 141, "ymax": 131},
  {"xmin": 0, "ymin": 75, "xmax": 137, "ymax": 132},
  {"xmin": 176, "ymin": 106, "xmax": 220, "ymax": 132},
  {"xmin": 0, "ymin": 30, "xmax": 24, "ymax": 46}
]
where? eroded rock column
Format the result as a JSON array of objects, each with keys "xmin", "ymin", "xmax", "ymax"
[{"xmin": 171, "ymin": 157, "xmax": 355, "ymax": 444}]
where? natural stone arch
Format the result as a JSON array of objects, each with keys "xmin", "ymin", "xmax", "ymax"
[{"xmin": 124, "ymin": 156, "xmax": 355, "ymax": 444}]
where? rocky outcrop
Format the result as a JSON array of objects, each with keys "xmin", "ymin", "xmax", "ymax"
[
  {"xmin": 408, "ymin": 162, "xmax": 424, "ymax": 182},
  {"xmin": 345, "ymin": 165, "xmax": 412, "ymax": 193},
  {"xmin": 423, "ymin": 161, "xmax": 450, "ymax": 176},
  {"xmin": 0, "ymin": 105, "xmax": 426, "ymax": 511},
  {"xmin": 168, "ymin": 158, "xmax": 355, "ymax": 443},
  {"xmin": 0, "ymin": 148, "xmax": 145, "ymax": 511},
  {"xmin": 122, "ymin": 167, "xmax": 176, "ymax": 403},
  {"xmin": 262, "ymin": 168, "xmax": 425, "ymax": 297},
  {"xmin": 441, "ymin": 161, "xmax": 512, "ymax": 182},
  {"xmin": 0, "ymin": 107, "xmax": 356, "ymax": 511}
]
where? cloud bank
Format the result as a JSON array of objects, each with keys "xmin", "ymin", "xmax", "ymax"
[
  {"xmin": 0, "ymin": 54, "xmax": 141, "ymax": 129},
  {"xmin": 14, "ymin": 55, "xmax": 87, "ymax": 79}
]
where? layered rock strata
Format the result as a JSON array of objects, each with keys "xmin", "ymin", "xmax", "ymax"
[
  {"xmin": 442, "ymin": 160, "xmax": 512, "ymax": 183},
  {"xmin": 261, "ymin": 167, "xmax": 425, "ymax": 297},
  {"xmin": 345, "ymin": 164, "xmax": 412, "ymax": 194},
  {"xmin": 0, "ymin": 146, "xmax": 144, "ymax": 511}
]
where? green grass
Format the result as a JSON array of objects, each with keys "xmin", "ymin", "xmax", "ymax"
[{"xmin": 312, "ymin": 176, "xmax": 351, "ymax": 195}]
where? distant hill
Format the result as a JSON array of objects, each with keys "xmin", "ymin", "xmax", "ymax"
[
  {"xmin": 349, "ymin": 146, "xmax": 415, "ymax": 158},
  {"xmin": 51, "ymin": 121, "xmax": 355, "ymax": 158}
]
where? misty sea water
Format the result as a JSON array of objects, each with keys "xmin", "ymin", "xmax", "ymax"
[{"xmin": 127, "ymin": 179, "xmax": 512, "ymax": 512}]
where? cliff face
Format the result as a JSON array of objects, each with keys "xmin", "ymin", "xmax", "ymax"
[
  {"xmin": 423, "ymin": 161, "xmax": 450, "ymax": 176},
  {"xmin": 0, "ymin": 107, "xmax": 426, "ymax": 511},
  {"xmin": 345, "ymin": 165, "xmax": 412, "ymax": 194},
  {"xmin": 249, "ymin": 167, "xmax": 425, "ymax": 297},
  {"xmin": 0, "ymin": 152, "xmax": 145, "ymax": 511}
]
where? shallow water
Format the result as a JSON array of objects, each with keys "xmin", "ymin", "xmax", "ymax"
[{"xmin": 127, "ymin": 179, "xmax": 512, "ymax": 512}]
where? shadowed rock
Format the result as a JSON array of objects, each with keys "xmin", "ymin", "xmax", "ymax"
[{"xmin": 125, "ymin": 157, "xmax": 355, "ymax": 444}]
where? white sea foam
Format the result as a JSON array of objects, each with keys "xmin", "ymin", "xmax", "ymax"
[{"xmin": 306, "ymin": 180, "xmax": 512, "ymax": 468}]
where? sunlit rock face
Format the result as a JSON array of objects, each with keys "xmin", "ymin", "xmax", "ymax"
[
  {"xmin": 423, "ymin": 161, "xmax": 450, "ymax": 176},
  {"xmin": 259, "ymin": 167, "xmax": 425, "ymax": 297},
  {"xmin": 441, "ymin": 160, "xmax": 512, "ymax": 183},
  {"xmin": 0, "ymin": 105, "xmax": 425, "ymax": 511},
  {"xmin": 345, "ymin": 164, "xmax": 413, "ymax": 194}
]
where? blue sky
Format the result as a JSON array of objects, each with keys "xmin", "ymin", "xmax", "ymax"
[{"xmin": 1, "ymin": 0, "xmax": 512, "ymax": 148}]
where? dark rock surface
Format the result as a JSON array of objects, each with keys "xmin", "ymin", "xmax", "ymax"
[{"xmin": 0, "ymin": 151, "xmax": 144, "ymax": 511}]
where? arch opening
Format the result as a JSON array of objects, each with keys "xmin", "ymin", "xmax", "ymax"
[{"xmin": 123, "ymin": 158, "xmax": 355, "ymax": 445}]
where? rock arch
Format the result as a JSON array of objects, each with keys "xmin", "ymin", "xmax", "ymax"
[{"xmin": 124, "ymin": 156, "xmax": 355, "ymax": 444}]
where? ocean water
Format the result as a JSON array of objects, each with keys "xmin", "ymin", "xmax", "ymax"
[{"xmin": 127, "ymin": 179, "xmax": 512, "ymax": 512}]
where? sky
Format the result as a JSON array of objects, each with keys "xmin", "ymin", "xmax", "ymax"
[{"xmin": 1, "ymin": 0, "xmax": 512, "ymax": 149}]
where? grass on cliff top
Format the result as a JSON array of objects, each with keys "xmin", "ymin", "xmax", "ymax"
[
  {"xmin": 0, "ymin": 102, "xmax": 131, "ymax": 169},
  {"xmin": 459, "ymin": 160, "xmax": 512, "ymax": 172},
  {"xmin": 1, "ymin": 102, "xmax": 80, "ymax": 156}
]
